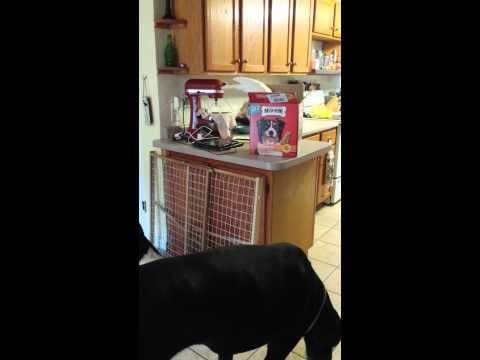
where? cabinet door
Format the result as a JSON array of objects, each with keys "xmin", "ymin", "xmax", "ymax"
[
  {"xmin": 316, "ymin": 153, "xmax": 330, "ymax": 206},
  {"xmin": 268, "ymin": 0, "xmax": 293, "ymax": 73},
  {"xmin": 240, "ymin": 0, "xmax": 268, "ymax": 72},
  {"xmin": 291, "ymin": 0, "xmax": 314, "ymax": 73},
  {"xmin": 316, "ymin": 154, "xmax": 326, "ymax": 206},
  {"xmin": 204, "ymin": 0, "xmax": 239, "ymax": 72},
  {"xmin": 313, "ymin": 0, "xmax": 335, "ymax": 36},
  {"xmin": 207, "ymin": 169, "xmax": 265, "ymax": 248},
  {"xmin": 320, "ymin": 128, "xmax": 337, "ymax": 144},
  {"xmin": 304, "ymin": 133, "xmax": 321, "ymax": 141},
  {"xmin": 333, "ymin": 0, "xmax": 341, "ymax": 38},
  {"xmin": 174, "ymin": 0, "xmax": 204, "ymax": 74}
]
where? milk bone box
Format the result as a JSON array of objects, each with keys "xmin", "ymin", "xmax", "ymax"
[{"xmin": 247, "ymin": 92, "xmax": 300, "ymax": 157}]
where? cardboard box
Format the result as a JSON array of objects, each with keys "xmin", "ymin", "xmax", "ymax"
[
  {"xmin": 267, "ymin": 83, "xmax": 304, "ymax": 103},
  {"xmin": 248, "ymin": 92, "xmax": 299, "ymax": 158}
]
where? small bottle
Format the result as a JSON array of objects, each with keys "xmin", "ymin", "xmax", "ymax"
[
  {"xmin": 317, "ymin": 50, "xmax": 323, "ymax": 72},
  {"xmin": 164, "ymin": 34, "xmax": 178, "ymax": 67},
  {"xmin": 311, "ymin": 49, "xmax": 317, "ymax": 72},
  {"xmin": 324, "ymin": 53, "xmax": 330, "ymax": 70}
]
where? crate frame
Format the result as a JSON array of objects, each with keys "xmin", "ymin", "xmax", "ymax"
[{"xmin": 150, "ymin": 152, "xmax": 264, "ymax": 258}]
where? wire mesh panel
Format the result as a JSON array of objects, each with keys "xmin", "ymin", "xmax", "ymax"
[
  {"xmin": 206, "ymin": 170, "xmax": 260, "ymax": 249},
  {"xmin": 150, "ymin": 152, "xmax": 263, "ymax": 258},
  {"xmin": 162, "ymin": 158, "xmax": 189, "ymax": 257},
  {"xmin": 185, "ymin": 165, "xmax": 210, "ymax": 254}
]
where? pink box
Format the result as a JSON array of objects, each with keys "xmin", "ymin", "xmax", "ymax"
[{"xmin": 247, "ymin": 92, "xmax": 299, "ymax": 158}]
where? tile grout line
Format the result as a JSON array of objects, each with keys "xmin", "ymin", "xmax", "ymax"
[
  {"xmin": 308, "ymin": 254, "xmax": 340, "ymax": 268},
  {"xmin": 322, "ymin": 265, "xmax": 338, "ymax": 282},
  {"xmin": 245, "ymin": 348, "xmax": 259, "ymax": 360},
  {"xmin": 188, "ymin": 347, "xmax": 209, "ymax": 360},
  {"xmin": 315, "ymin": 230, "xmax": 341, "ymax": 247},
  {"xmin": 327, "ymin": 288, "xmax": 341, "ymax": 296}
]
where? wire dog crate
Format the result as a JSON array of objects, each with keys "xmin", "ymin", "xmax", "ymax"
[{"xmin": 150, "ymin": 152, "xmax": 264, "ymax": 258}]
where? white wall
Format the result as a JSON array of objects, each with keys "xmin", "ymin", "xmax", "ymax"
[
  {"xmin": 139, "ymin": 0, "xmax": 186, "ymax": 240},
  {"xmin": 139, "ymin": 0, "xmax": 163, "ymax": 238}
]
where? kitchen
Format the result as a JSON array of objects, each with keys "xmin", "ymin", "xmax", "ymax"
[{"xmin": 139, "ymin": 0, "xmax": 341, "ymax": 358}]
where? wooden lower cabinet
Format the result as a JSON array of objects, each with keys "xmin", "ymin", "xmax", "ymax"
[
  {"xmin": 304, "ymin": 133, "xmax": 321, "ymax": 141},
  {"xmin": 316, "ymin": 153, "xmax": 331, "ymax": 206},
  {"xmin": 320, "ymin": 128, "xmax": 337, "ymax": 144},
  {"xmin": 165, "ymin": 151, "xmax": 318, "ymax": 254},
  {"xmin": 303, "ymin": 127, "xmax": 337, "ymax": 207}
]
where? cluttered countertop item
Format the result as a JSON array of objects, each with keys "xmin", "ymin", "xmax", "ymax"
[{"xmin": 153, "ymin": 139, "xmax": 331, "ymax": 171}]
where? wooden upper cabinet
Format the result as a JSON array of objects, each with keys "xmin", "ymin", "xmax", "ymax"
[
  {"xmin": 174, "ymin": 0, "xmax": 204, "ymax": 74},
  {"xmin": 204, "ymin": 0, "xmax": 267, "ymax": 73},
  {"xmin": 269, "ymin": 0, "xmax": 293, "ymax": 73},
  {"xmin": 204, "ymin": 0, "xmax": 239, "ymax": 72},
  {"xmin": 176, "ymin": 0, "xmax": 317, "ymax": 74},
  {"xmin": 291, "ymin": 0, "xmax": 313, "ymax": 73},
  {"xmin": 268, "ymin": 0, "xmax": 312, "ymax": 74},
  {"xmin": 313, "ymin": 0, "xmax": 335, "ymax": 36},
  {"xmin": 333, "ymin": 0, "xmax": 341, "ymax": 38},
  {"xmin": 240, "ymin": 0, "xmax": 268, "ymax": 72}
]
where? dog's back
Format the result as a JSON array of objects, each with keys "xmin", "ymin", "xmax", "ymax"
[{"xmin": 139, "ymin": 243, "xmax": 340, "ymax": 359}]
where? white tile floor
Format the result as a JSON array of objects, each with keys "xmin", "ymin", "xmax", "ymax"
[{"xmin": 171, "ymin": 202, "xmax": 341, "ymax": 360}]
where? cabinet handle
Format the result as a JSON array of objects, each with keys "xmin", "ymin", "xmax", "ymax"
[
  {"xmin": 233, "ymin": 59, "xmax": 241, "ymax": 64},
  {"xmin": 242, "ymin": 59, "xmax": 248, "ymax": 63},
  {"xmin": 292, "ymin": 61, "xmax": 297, "ymax": 66},
  {"xmin": 287, "ymin": 61, "xmax": 292, "ymax": 66}
]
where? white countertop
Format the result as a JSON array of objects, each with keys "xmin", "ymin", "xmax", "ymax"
[
  {"xmin": 153, "ymin": 139, "xmax": 331, "ymax": 171},
  {"xmin": 302, "ymin": 118, "xmax": 341, "ymax": 137}
]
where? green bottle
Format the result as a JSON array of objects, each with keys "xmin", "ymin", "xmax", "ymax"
[{"xmin": 164, "ymin": 34, "xmax": 178, "ymax": 67}]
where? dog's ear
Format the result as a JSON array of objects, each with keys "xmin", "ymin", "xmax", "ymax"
[{"xmin": 277, "ymin": 118, "xmax": 285, "ymax": 133}]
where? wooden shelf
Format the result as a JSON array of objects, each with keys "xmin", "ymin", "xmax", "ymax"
[
  {"xmin": 308, "ymin": 70, "xmax": 341, "ymax": 75},
  {"xmin": 158, "ymin": 66, "xmax": 188, "ymax": 74},
  {"xmin": 312, "ymin": 33, "xmax": 341, "ymax": 42},
  {"xmin": 155, "ymin": 18, "xmax": 187, "ymax": 29}
]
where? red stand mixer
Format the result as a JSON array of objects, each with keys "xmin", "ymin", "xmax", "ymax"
[{"xmin": 184, "ymin": 79, "xmax": 225, "ymax": 131}]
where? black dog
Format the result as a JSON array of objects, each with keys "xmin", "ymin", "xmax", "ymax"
[
  {"xmin": 138, "ymin": 223, "xmax": 161, "ymax": 263},
  {"xmin": 257, "ymin": 118, "xmax": 285, "ymax": 145},
  {"xmin": 139, "ymin": 243, "xmax": 341, "ymax": 360}
]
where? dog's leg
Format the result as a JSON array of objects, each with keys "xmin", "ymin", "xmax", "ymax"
[
  {"xmin": 218, "ymin": 353, "xmax": 233, "ymax": 360},
  {"xmin": 304, "ymin": 296, "xmax": 341, "ymax": 360},
  {"xmin": 305, "ymin": 346, "xmax": 334, "ymax": 360},
  {"xmin": 264, "ymin": 337, "xmax": 301, "ymax": 360}
]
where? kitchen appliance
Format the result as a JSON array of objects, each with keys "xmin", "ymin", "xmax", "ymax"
[
  {"xmin": 231, "ymin": 100, "xmax": 250, "ymax": 138},
  {"xmin": 232, "ymin": 113, "xmax": 250, "ymax": 135},
  {"xmin": 326, "ymin": 123, "xmax": 341, "ymax": 204},
  {"xmin": 185, "ymin": 79, "xmax": 226, "ymax": 131}
]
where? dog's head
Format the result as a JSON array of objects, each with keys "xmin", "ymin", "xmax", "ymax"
[{"xmin": 257, "ymin": 118, "xmax": 285, "ymax": 145}]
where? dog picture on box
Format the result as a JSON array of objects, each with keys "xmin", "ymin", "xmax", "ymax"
[{"xmin": 248, "ymin": 93, "xmax": 299, "ymax": 158}]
